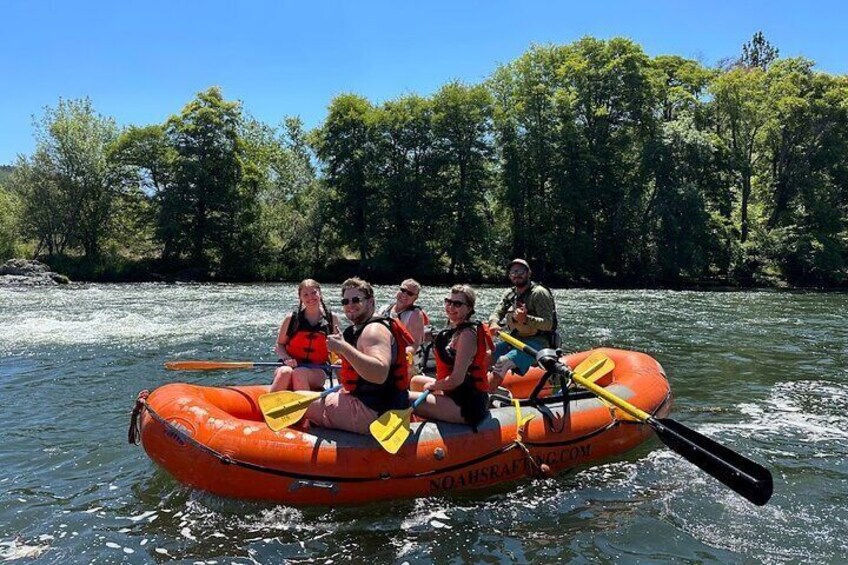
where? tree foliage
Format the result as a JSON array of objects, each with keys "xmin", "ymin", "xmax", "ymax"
[
  {"xmin": 11, "ymin": 98, "xmax": 122, "ymax": 259},
  {"xmin": 740, "ymin": 31, "xmax": 780, "ymax": 71},
  {"xmin": 0, "ymin": 181, "xmax": 21, "ymax": 260},
  {"xmin": 4, "ymin": 35, "xmax": 847, "ymax": 287}
]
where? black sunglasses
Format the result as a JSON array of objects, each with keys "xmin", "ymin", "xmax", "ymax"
[
  {"xmin": 444, "ymin": 298, "xmax": 467, "ymax": 307},
  {"xmin": 341, "ymin": 296, "xmax": 366, "ymax": 306},
  {"xmin": 398, "ymin": 287, "xmax": 417, "ymax": 297}
]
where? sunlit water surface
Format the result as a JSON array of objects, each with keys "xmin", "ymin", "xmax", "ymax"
[{"xmin": 1, "ymin": 284, "xmax": 845, "ymax": 563}]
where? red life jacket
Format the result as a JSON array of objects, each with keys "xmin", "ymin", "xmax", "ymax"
[
  {"xmin": 284, "ymin": 309, "xmax": 333, "ymax": 364},
  {"xmin": 434, "ymin": 321, "xmax": 494, "ymax": 392},
  {"xmin": 339, "ymin": 317, "xmax": 413, "ymax": 396}
]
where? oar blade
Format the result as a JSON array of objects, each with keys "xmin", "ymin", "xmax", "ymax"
[
  {"xmin": 498, "ymin": 332, "xmax": 774, "ymax": 505},
  {"xmin": 370, "ymin": 408, "xmax": 413, "ymax": 454},
  {"xmin": 164, "ymin": 360, "xmax": 254, "ymax": 371},
  {"xmin": 653, "ymin": 417, "xmax": 774, "ymax": 506},
  {"xmin": 573, "ymin": 352, "xmax": 615, "ymax": 384},
  {"xmin": 259, "ymin": 391, "xmax": 321, "ymax": 431}
]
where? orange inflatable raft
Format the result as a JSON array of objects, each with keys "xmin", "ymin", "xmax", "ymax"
[{"xmin": 129, "ymin": 348, "xmax": 671, "ymax": 505}]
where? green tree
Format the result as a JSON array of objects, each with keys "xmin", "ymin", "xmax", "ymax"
[
  {"xmin": 640, "ymin": 56, "xmax": 725, "ymax": 280},
  {"xmin": 12, "ymin": 98, "xmax": 120, "ymax": 259},
  {"xmin": 711, "ymin": 66, "xmax": 769, "ymax": 244},
  {"xmin": 740, "ymin": 31, "xmax": 780, "ymax": 71},
  {"xmin": 557, "ymin": 37, "xmax": 658, "ymax": 279},
  {"xmin": 249, "ymin": 116, "xmax": 330, "ymax": 278},
  {"xmin": 158, "ymin": 87, "xmax": 262, "ymax": 277},
  {"xmin": 0, "ymin": 165, "xmax": 14, "ymax": 185},
  {"xmin": 759, "ymin": 64, "xmax": 848, "ymax": 284},
  {"xmin": 109, "ymin": 124, "xmax": 173, "ymax": 258},
  {"xmin": 653, "ymin": 55, "xmax": 714, "ymax": 122},
  {"xmin": 0, "ymin": 183, "xmax": 21, "ymax": 260},
  {"xmin": 111, "ymin": 125, "xmax": 173, "ymax": 197},
  {"xmin": 489, "ymin": 44, "xmax": 577, "ymax": 277},
  {"xmin": 431, "ymin": 81, "xmax": 496, "ymax": 277},
  {"xmin": 282, "ymin": 117, "xmax": 338, "ymax": 274},
  {"xmin": 369, "ymin": 95, "xmax": 441, "ymax": 277},
  {"xmin": 314, "ymin": 94, "xmax": 375, "ymax": 266},
  {"xmin": 644, "ymin": 114, "xmax": 723, "ymax": 280}
]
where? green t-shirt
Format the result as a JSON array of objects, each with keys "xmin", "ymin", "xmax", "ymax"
[{"xmin": 488, "ymin": 282, "xmax": 555, "ymax": 338}]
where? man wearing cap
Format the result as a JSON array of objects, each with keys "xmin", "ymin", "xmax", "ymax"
[{"xmin": 487, "ymin": 259, "xmax": 558, "ymax": 391}]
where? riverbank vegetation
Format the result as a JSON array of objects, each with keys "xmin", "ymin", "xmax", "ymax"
[{"xmin": 1, "ymin": 34, "xmax": 846, "ymax": 287}]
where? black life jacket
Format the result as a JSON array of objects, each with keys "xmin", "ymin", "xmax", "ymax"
[{"xmin": 338, "ymin": 317, "xmax": 412, "ymax": 413}]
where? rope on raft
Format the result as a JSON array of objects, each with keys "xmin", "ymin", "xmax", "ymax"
[
  {"xmin": 128, "ymin": 390, "xmax": 150, "ymax": 445},
  {"xmin": 126, "ymin": 388, "xmax": 652, "ymax": 484}
]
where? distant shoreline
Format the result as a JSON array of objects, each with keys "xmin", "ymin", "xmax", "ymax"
[{"xmin": 6, "ymin": 270, "xmax": 845, "ymax": 293}]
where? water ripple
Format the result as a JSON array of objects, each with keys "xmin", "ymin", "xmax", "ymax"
[{"xmin": 1, "ymin": 284, "xmax": 846, "ymax": 563}]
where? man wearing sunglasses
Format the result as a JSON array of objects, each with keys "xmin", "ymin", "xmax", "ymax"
[
  {"xmin": 487, "ymin": 259, "xmax": 558, "ymax": 391},
  {"xmin": 378, "ymin": 279, "xmax": 427, "ymax": 351},
  {"xmin": 304, "ymin": 277, "xmax": 413, "ymax": 435}
]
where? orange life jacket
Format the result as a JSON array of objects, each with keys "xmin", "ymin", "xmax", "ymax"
[
  {"xmin": 284, "ymin": 309, "xmax": 333, "ymax": 364},
  {"xmin": 339, "ymin": 317, "xmax": 413, "ymax": 412},
  {"xmin": 434, "ymin": 321, "xmax": 494, "ymax": 392}
]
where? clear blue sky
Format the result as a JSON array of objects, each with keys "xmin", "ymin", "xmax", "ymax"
[{"xmin": 2, "ymin": 0, "xmax": 846, "ymax": 165}]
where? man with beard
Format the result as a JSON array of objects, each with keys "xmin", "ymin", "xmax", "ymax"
[
  {"xmin": 304, "ymin": 277, "xmax": 412, "ymax": 434},
  {"xmin": 487, "ymin": 259, "xmax": 558, "ymax": 391}
]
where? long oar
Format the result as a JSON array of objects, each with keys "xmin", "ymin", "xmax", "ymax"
[
  {"xmin": 163, "ymin": 360, "xmax": 337, "ymax": 371},
  {"xmin": 370, "ymin": 391, "xmax": 431, "ymax": 454},
  {"xmin": 498, "ymin": 332, "xmax": 774, "ymax": 506},
  {"xmin": 259, "ymin": 384, "xmax": 342, "ymax": 431}
]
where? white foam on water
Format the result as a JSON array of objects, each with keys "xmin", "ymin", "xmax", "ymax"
[
  {"xmin": 700, "ymin": 380, "xmax": 848, "ymax": 444},
  {"xmin": 635, "ymin": 387, "xmax": 848, "ymax": 563},
  {"xmin": 0, "ymin": 285, "xmax": 284, "ymax": 353},
  {"xmin": 396, "ymin": 540, "xmax": 419, "ymax": 559},
  {"xmin": 674, "ymin": 495, "xmax": 843, "ymax": 564},
  {"xmin": 401, "ymin": 499, "xmax": 457, "ymax": 532},
  {"xmin": 0, "ymin": 539, "xmax": 50, "ymax": 561},
  {"xmin": 236, "ymin": 505, "xmax": 312, "ymax": 534},
  {"xmin": 128, "ymin": 510, "xmax": 157, "ymax": 522}
]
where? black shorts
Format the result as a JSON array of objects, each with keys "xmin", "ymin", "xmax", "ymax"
[{"xmin": 446, "ymin": 380, "xmax": 490, "ymax": 429}]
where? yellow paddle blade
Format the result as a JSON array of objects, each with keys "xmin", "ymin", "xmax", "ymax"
[
  {"xmin": 164, "ymin": 360, "xmax": 255, "ymax": 371},
  {"xmin": 573, "ymin": 352, "xmax": 615, "ymax": 385},
  {"xmin": 258, "ymin": 390, "xmax": 321, "ymax": 431},
  {"xmin": 569, "ymin": 356, "xmax": 652, "ymax": 422},
  {"xmin": 369, "ymin": 407, "xmax": 413, "ymax": 454}
]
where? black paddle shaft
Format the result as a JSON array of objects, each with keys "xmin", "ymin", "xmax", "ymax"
[
  {"xmin": 650, "ymin": 417, "xmax": 774, "ymax": 506},
  {"xmin": 503, "ymin": 334, "xmax": 774, "ymax": 506}
]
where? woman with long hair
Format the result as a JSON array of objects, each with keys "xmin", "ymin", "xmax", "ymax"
[{"xmin": 270, "ymin": 279, "xmax": 341, "ymax": 392}]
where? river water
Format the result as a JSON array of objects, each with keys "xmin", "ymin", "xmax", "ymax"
[{"xmin": 1, "ymin": 283, "xmax": 846, "ymax": 564}]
